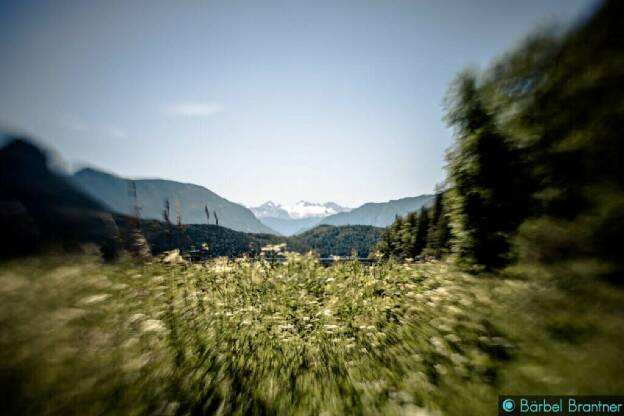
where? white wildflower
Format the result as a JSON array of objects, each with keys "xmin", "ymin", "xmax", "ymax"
[
  {"xmin": 128, "ymin": 313, "xmax": 146, "ymax": 323},
  {"xmin": 79, "ymin": 293, "xmax": 111, "ymax": 305},
  {"xmin": 52, "ymin": 308, "xmax": 85, "ymax": 322},
  {"xmin": 141, "ymin": 319, "xmax": 166, "ymax": 333}
]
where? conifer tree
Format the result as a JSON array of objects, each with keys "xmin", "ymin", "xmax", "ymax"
[
  {"xmin": 445, "ymin": 72, "xmax": 523, "ymax": 269},
  {"xmin": 388, "ymin": 215, "xmax": 403, "ymax": 258},
  {"xmin": 376, "ymin": 227, "xmax": 394, "ymax": 259},
  {"xmin": 412, "ymin": 207, "xmax": 429, "ymax": 257},
  {"xmin": 426, "ymin": 193, "xmax": 443, "ymax": 249},
  {"xmin": 424, "ymin": 192, "xmax": 451, "ymax": 258},
  {"xmin": 401, "ymin": 212, "xmax": 418, "ymax": 258},
  {"xmin": 433, "ymin": 201, "xmax": 451, "ymax": 257}
]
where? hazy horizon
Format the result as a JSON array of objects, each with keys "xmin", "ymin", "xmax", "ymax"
[{"xmin": 0, "ymin": 0, "xmax": 597, "ymax": 207}]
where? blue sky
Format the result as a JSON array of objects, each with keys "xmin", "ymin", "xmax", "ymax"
[{"xmin": 0, "ymin": 0, "xmax": 597, "ymax": 207}]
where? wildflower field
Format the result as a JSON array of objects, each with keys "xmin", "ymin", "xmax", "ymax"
[{"xmin": 1, "ymin": 253, "xmax": 623, "ymax": 415}]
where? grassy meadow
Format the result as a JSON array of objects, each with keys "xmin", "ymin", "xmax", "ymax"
[{"xmin": 1, "ymin": 252, "xmax": 623, "ymax": 415}]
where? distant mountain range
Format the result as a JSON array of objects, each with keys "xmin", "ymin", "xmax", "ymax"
[
  {"xmin": 250, "ymin": 201, "xmax": 350, "ymax": 236},
  {"xmin": 0, "ymin": 137, "xmax": 429, "ymax": 260},
  {"xmin": 319, "ymin": 195, "xmax": 435, "ymax": 228},
  {"xmin": 0, "ymin": 137, "xmax": 386, "ymax": 259},
  {"xmin": 71, "ymin": 168, "xmax": 275, "ymax": 234},
  {"xmin": 251, "ymin": 195, "xmax": 435, "ymax": 235},
  {"xmin": 250, "ymin": 201, "xmax": 350, "ymax": 219}
]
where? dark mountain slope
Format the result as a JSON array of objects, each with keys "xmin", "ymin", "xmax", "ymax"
[{"xmin": 0, "ymin": 138, "xmax": 119, "ymax": 258}]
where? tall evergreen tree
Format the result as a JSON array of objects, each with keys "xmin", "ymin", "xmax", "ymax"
[
  {"xmin": 412, "ymin": 207, "xmax": 429, "ymax": 257},
  {"xmin": 424, "ymin": 193, "xmax": 443, "ymax": 254},
  {"xmin": 445, "ymin": 71, "xmax": 525, "ymax": 270},
  {"xmin": 388, "ymin": 215, "xmax": 404, "ymax": 258},
  {"xmin": 401, "ymin": 212, "xmax": 418, "ymax": 258},
  {"xmin": 432, "ymin": 200, "xmax": 451, "ymax": 258},
  {"xmin": 376, "ymin": 226, "xmax": 395, "ymax": 259},
  {"xmin": 424, "ymin": 192, "xmax": 451, "ymax": 258}
]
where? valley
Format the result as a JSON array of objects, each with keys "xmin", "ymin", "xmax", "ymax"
[{"xmin": 0, "ymin": 1, "xmax": 622, "ymax": 415}]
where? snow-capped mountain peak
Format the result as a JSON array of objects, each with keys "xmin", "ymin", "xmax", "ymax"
[{"xmin": 250, "ymin": 201, "xmax": 350, "ymax": 219}]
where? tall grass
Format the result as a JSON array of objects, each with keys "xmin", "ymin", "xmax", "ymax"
[{"xmin": 1, "ymin": 253, "xmax": 622, "ymax": 415}]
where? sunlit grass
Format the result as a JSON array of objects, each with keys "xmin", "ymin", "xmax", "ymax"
[{"xmin": 1, "ymin": 253, "xmax": 622, "ymax": 415}]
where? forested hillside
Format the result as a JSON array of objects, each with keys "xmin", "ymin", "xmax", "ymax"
[
  {"xmin": 376, "ymin": 192, "xmax": 451, "ymax": 260},
  {"xmin": 114, "ymin": 215, "xmax": 294, "ymax": 258},
  {"xmin": 115, "ymin": 215, "xmax": 383, "ymax": 259},
  {"xmin": 296, "ymin": 224, "xmax": 384, "ymax": 258}
]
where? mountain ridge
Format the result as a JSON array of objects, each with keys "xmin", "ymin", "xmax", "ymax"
[
  {"xmin": 0, "ymin": 139, "xmax": 120, "ymax": 258},
  {"xmin": 250, "ymin": 200, "xmax": 351, "ymax": 236},
  {"xmin": 71, "ymin": 167, "xmax": 276, "ymax": 234},
  {"xmin": 250, "ymin": 200, "xmax": 350, "ymax": 220},
  {"xmin": 257, "ymin": 216, "xmax": 324, "ymax": 236},
  {"xmin": 319, "ymin": 195, "xmax": 435, "ymax": 228}
]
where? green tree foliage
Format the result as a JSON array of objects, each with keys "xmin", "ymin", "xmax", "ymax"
[
  {"xmin": 444, "ymin": 72, "xmax": 528, "ymax": 270},
  {"xmin": 424, "ymin": 192, "xmax": 451, "ymax": 258},
  {"xmin": 375, "ymin": 222, "xmax": 396, "ymax": 258},
  {"xmin": 295, "ymin": 224, "xmax": 384, "ymax": 258},
  {"xmin": 440, "ymin": 0, "xmax": 624, "ymax": 278},
  {"xmin": 114, "ymin": 214, "xmax": 383, "ymax": 259},
  {"xmin": 512, "ymin": 0, "xmax": 624, "ymax": 280},
  {"xmin": 412, "ymin": 206, "xmax": 429, "ymax": 257},
  {"xmin": 386, "ymin": 215, "xmax": 404, "ymax": 257},
  {"xmin": 376, "ymin": 193, "xmax": 450, "ymax": 260},
  {"xmin": 380, "ymin": 0, "xmax": 623, "ymax": 275},
  {"xmin": 400, "ymin": 212, "xmax": 418, "ymax": 258}
]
